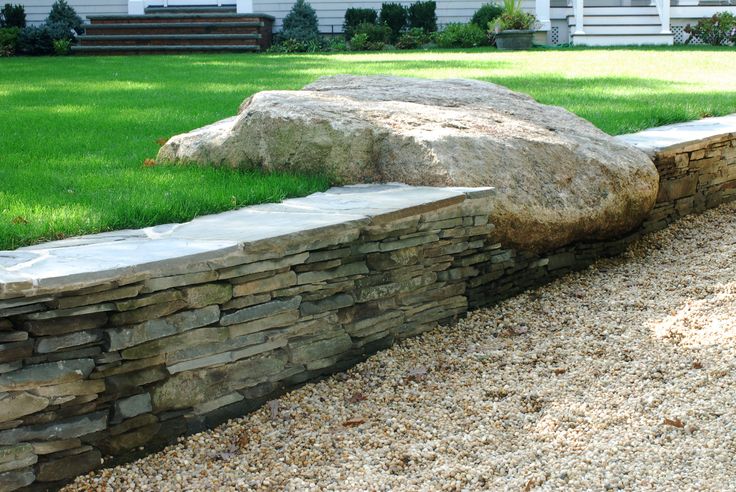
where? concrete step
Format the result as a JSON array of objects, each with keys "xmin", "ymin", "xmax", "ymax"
[
  {"xmin": 578, "ymin": 6, "xmax": 659, "ymax": 15},
  {"xmin": 71, "ymin": 44, "xmax": 260, "ymax": 55},
  {"xmin": 88, "ymin": 13, "xmax": 271, "ymax": 24},
  {"xmin": 84, "ymin": 21, "xmax": 262, "ymax": 35},
  {"xmin": 569, "ymin": 24, "xmax": 667, "ymax": 34},
  {"xmin": 144, "ymin": 5, "xmax": 236, "ymax": 14},
  {"xmin": 567, "ymin": 14, "xmax": 661, "ymax": 25},
  {"xmin": 79, "ymin": 33, "xmax": 260, "ymax": 46},
  {"xmin": 571, "ymin": 33, "xmax": 674, "ymax": 46}
]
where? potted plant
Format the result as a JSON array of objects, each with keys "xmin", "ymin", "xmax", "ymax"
[{"xmin": 490, "ymin": 0, "xmax": 537, "ymax": 50}]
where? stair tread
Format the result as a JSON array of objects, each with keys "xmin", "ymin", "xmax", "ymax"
[
  {"xmin": 85, "ymin": 21, "xmax": 264, "ymax": 28},
  {"xmin": 72, "ymin": 44, "xmax": 260, "ymax": 50},
  {"xmin": 572, "ymin": 33, "xmax": 673, "ymax": 36},
  {"xmin": 89, "ymin": 13, "xmax": 274, "ymax": 20},
  {"xmin": 81, "ymin": 33, "xmax": 261, "ymax": 39}
]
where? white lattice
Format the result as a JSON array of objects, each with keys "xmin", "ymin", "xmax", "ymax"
[{"xmin": 551, "ymin": 25, "xmax": 560, "ymax": 45}]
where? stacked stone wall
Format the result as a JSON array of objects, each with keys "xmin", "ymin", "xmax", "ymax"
[{"xmin": 1, "ymin": 131, "xmax": 735, "ymax": 491}]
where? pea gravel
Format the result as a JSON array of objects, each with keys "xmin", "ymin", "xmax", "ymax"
[{"xmin": 66, "ymin": 202, "xmax": 736, "ymax": 492}]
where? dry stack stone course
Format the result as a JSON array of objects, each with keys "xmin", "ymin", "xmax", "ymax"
[{"xmin": 0, "ymin": 112, "xmax": 734, "ymax": 490}]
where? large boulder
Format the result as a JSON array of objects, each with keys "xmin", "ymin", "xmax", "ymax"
[{"xmin": 158, "ymin": 75, "xmax": 659, "ymax": 252}]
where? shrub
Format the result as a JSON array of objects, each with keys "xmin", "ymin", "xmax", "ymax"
[
  {"xmin": 0, "ymin": 3, "xmax": 25, "ymax": 28},
  {"xmin": 349, "ymin": 22, "xmax": 390, "ymax": 50},
  {"xmin": 0, "ymin": 26, "xmax": 19, "ymax": 55},
  {"xmin": 46, "ymin": 20, "xmax": 76, "ymax": 42},
  {"xmin": 343, "ymin": 7, "xmax": 377, "ymax": 40},
  {"xmin": 269, "ymin": 34, "xmax": 347, "ymax": 53},
  {"xmin": 396, "ymin": 27, "xmax": 429, "ymax": 49},
  {"xmin": 354, "ymin": 21, "xmax": 391, "ymax": 43},
  {"xmin": 350, "ymin": 32, "xmax": 384, "ymax": 51},
  {"xmin": 48, "ymin": 0, "xmax": 83, "ymax": 34},
  {"xmin": 379, "ymin": 2, "xmax": 407, "ymax": 42},
  {"xmin": 434, "ymin": 23, "xmax": 486, "ymax": 48},
  {"xmin": 407, "ymin": 1, "xmax": 436, "ymax": 33},
  {"xmin": 325, "ymin": 35, "xmax": 347, "ymax": 51},
  {"xmin": 18, "ymin": 25, "xmax": 54, "ymax": 55},
  {"xmin": 280, "ymin": 0, "xmax": 320, "ymax": 44},
  {"xmin": 494, "ymin": 0, "xmax": 536, "ymax": 31},
  {"xmin": 471, "ymin": 3, "xmax": 503, "ymax": 30},
  {"xmin": 53, "ymin": 37, "xmax": 70, "ymax": 54},
  {"xmin": 685, "ymin": 13, "xmax": 736, "ymax": 45}
]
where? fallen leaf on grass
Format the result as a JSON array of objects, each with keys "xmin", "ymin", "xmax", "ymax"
[
  {"xmin": 664, "ymin": 417, "xmax": 685, "ymax": 428},
  {"xmin": 156, "ymin": 137, "xmax": 168, "ymax": 146},
  {"xmin": 11, "ymin": 216, "xmax": 28, "ymax": 225},
  {"xmin": 342, "ymin": 417, "xmax": 366, "ymax": 427},
  {"xmin": 143, "ymin": 158, "xmax": 156, "ymax": 167}
]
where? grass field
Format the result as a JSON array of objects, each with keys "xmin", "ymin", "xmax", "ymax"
[{"xmin": 1, "ymin": 46, "xmax": 735, "ymax": 250}]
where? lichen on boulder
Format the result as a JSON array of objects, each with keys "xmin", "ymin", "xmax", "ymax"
[{"xmin": 158, "ymin": 75, "xmax": 659, "ymax": 252}]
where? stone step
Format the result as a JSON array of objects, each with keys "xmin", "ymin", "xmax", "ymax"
[
  {"xmin": 569, "ymin": 24, "xmax": 667, "ymax": 35},
  {"xmin": 88, "ymin": 13, "xmax": 271, "ymax": 24},
  {"xmin": 144, "ymin": 5, "xmax": 236, "ymax": 14},
  {"xmin": 579, "ymin": 6, "xmax": 659, "ymax": 15},
  {"xmin": 71, "ymin": 44, "xmax": 261, "ymax": 55},
  {"xmin": 79, "ymin": 33, "xmax": 260, "ymax": 46},
  {"xmin": 84, "ymin": 22, "xmax": 262, "ymax": 35},
  {"xmin": 567, "ymin": 14, "xmax": 661, "ymax": 25},
  {"xmin": 571, "ymin": 33, "xmax": 674, "ymax": 46}
]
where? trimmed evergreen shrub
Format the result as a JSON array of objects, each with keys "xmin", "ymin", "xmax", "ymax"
[
  {"xmin": 18, "ymin": 25, "xmax": 54, "ymax": 55},
  {"xmin": 48, "ymin": 0, "xmax": 83, "ymax": 34},
  {"xmin": 408, "ymin": 1, "xmax": 436, "ymax": 33},
  {"xmin": 379, "ymin": 2, "xmax": 407, "ymax": 42},
  {"xmin": 0, "ymin": 3, "xmax": 25, "ymax": 28},
  {"xmin": 343, "ymin": 7, "xmax": 377, "ymax": 40},
  {"xmin": 45, "ymin": 20, "xmax": 77, "ymax": 42},
  {"xmin": 280, "ymin": 0, "xmax": 320, "ymax": 44},
  {"xmin": 0, "ymin": 26, "xmax": 19, "ymax": 55}
]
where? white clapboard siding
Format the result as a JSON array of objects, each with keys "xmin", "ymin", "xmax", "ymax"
[
  {"xmin": 22, "ymin": 0, "xmax": 127, "ymax": 24},
  {"xmin": 20, "ymin": 0, "xmax": 536, "ymax": 30},
  {"xmin": 254, "ymin": 0, "xmax": 537, "ymax": 32}
]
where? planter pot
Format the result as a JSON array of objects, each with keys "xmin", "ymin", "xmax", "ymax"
[{"xmin": 495, "ymin": 30, "xmax": 534, "ymax": 50}]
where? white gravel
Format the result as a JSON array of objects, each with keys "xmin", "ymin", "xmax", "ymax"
[{"xmin": 66, "ymin": 202, "xmax": 736, "ymax": 491}]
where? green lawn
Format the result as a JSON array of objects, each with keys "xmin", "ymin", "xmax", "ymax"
[{"xmin": 1, "ymin": 46, "xmax": 735, "ymax": 250}]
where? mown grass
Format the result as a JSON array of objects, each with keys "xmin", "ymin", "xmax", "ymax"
[{"xmin": 1, "ymin": 46, "xmax": 735, "ymax": 250}]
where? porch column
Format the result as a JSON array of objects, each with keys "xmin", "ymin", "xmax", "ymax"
[
  {"xmin": 236, "ymin": 0, "xmax": 253, "ymax": 14},
  {"xmin": 572, "ymin": 0, "xmax": 584, "ymax": 34},
  {"xmin": 128, "ymin": 0, "xmax": 144, "ymax": 15},
  {"xmin": 535, "ymin": 0, "xmax": 551, "ymax": 31}
]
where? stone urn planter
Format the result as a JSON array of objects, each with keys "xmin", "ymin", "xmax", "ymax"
[{"xmin": 495, "ymin": 29, "xmax": 534, "ymax": 50}]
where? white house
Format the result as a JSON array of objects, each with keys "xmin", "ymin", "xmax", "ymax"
[{"xmin": 19, "ymin": 0, "xmax": 736, "ymax": 46}]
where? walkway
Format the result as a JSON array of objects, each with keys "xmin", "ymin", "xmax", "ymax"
[{"xmin": 65, "ymin": 203, "xmax": 736, "ymax": 491}]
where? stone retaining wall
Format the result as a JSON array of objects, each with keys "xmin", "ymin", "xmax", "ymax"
[{"xmin": 1, "ymin": 116, "xmax": 735, "ymax": 491}]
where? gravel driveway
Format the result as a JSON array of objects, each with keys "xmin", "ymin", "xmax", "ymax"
[{"xmin": 66, "ymin": 202, "xmax": 736, "ymax": 491}]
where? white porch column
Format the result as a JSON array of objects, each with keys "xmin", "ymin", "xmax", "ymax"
[
  {"xmin": 659, "ymin": 0, "xmax": 671, "ymax": 34},
  {"xmin": 128, "ymin": 0, "xmax": 144, "ymax": 15},
  {"xmin": 572, "ymin": 0, "xmax": 584, "ymax": 34},
  {"xmin": 535, "ymin": 0, "xmax": 551, "ymax": 31},
  {"xmin": 236, "ymin": 0, "xmax": 253, "ymax": 14}
]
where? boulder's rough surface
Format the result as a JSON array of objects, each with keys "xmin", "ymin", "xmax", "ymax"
[{"xmin": 158, "ymin": 75, "xmax": 658, "ymax": 251}]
